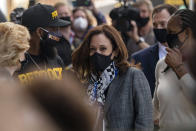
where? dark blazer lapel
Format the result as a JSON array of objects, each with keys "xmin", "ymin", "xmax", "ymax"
[{"xmin": 104, "ymin": 73, "xmax": 125, "ymax": 114}]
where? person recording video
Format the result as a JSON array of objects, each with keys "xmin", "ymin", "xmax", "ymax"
[{"xmin": 110, "ymin": 0, "xmax": 156, "ymax": 58}]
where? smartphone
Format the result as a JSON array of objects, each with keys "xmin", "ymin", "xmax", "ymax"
[{"xmin": 72, "ymin": 0, "xmax": 91, "ymax": 7}]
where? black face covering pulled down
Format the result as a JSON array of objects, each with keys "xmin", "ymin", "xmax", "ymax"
[
  {"xmin": 40, "ymin": 40, "xmax": 57, "ymax": 59},
  {"xmin": 138, "ymin": 17, "xmax": 150, "ymax": 28},
  {"xmin": 153, "ymin": 28, "xmax": 167, "ymax": 43},
  {"xmin": 166, "ymin": 28, "xmax": 186, "ymax": 48},
  {"xmin": 40, "ymin": 29, "xmax": 63, "ymax": 58},
  {"xmin": 90, "ymin": 52, "xmax": 112, "ymax": 73}
]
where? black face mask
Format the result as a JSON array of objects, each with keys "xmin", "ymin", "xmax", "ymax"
[
  {"xmin": 90, "ymin": 52, "xmax": 112, "ymax": 73},
  {"xmin": 166, "ymin": 28, "xmax": 187, "ymax": 48},
  {"xmin": 153, "ymin": 28, "xmax": 167, "ymax": 43},
  {"xmin": 138, "ymin": 17, "xmax": 150, "ymax": 28},
  {"xmin": 60, "ymin": 16, "xmax": 71, "ymax": 22}
]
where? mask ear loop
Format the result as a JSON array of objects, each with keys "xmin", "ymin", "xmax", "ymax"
[{"xmin": 176, "ymin": 29, "xmax": 188, "ymax": 48}]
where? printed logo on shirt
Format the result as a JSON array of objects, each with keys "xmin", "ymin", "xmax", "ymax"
[{"xmin": 18, "ymin": 67, "xmax": 63, "ymax": 85}]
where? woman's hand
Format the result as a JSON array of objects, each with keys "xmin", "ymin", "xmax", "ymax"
[
  {"xmin": 165, "ymin": 48, "xmax": 187, "ymax": 78},
  {"xmin": 165, "ymin": 48, "xmax": 183, "ymax": 68}
]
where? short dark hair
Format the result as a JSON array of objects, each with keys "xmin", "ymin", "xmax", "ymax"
[{"xmin": 152, "ymin": 4, "xmax": 177, "ymax": 17}]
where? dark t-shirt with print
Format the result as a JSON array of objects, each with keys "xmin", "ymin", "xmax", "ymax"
[{"xmin": 15, "ymin": 53, "xmax": 65, "ymax": 85}]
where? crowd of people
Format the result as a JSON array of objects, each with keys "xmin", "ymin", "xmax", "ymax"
[{"xmin": 0, "ymin": 0, "xmax": 196, "ymax": 130}]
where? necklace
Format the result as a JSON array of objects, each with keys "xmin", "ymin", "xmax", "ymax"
[{"xmin": 26, "ymin": 53, "xmax": 47, "ymax": 70}]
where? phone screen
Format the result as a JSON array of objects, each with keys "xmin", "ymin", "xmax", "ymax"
[{"xmin": 72, "ymin": 0, "xmax": 91, "ymax": 7}]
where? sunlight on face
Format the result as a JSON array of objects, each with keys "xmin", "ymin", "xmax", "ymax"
[
  {"xmin": 57, "ymin": 5, "xmax": 71, "ymax": 17},
  {"xmin": 139, "ymin": 4, "xmax": 150, "ymax": 18},
  {"xmin": 153, "ymin": 9, "xmax": 171, "ymax": 29},
  {"xmin": 73, "ymin": 10, "xmax": 86, "ymax": 19},
  {"xmin": 89, "ymin": 33, "xmax": 113, "ymax": 57}
]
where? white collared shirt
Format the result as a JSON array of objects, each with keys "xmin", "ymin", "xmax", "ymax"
[{"xmin": 158, "ymin": 42, "xmax": 167, "ymax": 60}]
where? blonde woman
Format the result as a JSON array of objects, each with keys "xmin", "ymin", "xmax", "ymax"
[{"xmin": 0, "ymin": 22, "xmax": 30, "ymax": 76}]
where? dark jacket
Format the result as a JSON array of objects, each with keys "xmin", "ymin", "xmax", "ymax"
[
  {"xmin": 55, "ymin": 37, "xmax": 72, "ymax": 66},
  {"xmin": 104, "ymin": 67, "xmax": 153, "ymax": 131},
  {"xmin": 131, "ymin": 44, "xmax": 159, "ymax": 97}
]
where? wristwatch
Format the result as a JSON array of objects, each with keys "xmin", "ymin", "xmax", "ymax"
[{"xmin": 136, "ymin": 37, "xmax": 145, "ymax": 45}]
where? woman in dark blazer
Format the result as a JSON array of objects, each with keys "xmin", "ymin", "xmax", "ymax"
[{"xmin": 72, "ymin": 25, "xmax": 153, "ymax": 131}]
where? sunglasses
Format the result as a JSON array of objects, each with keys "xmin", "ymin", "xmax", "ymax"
[{"xmin": 40, "ymin": 27, "xmax": 61, "ymax": 42}]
